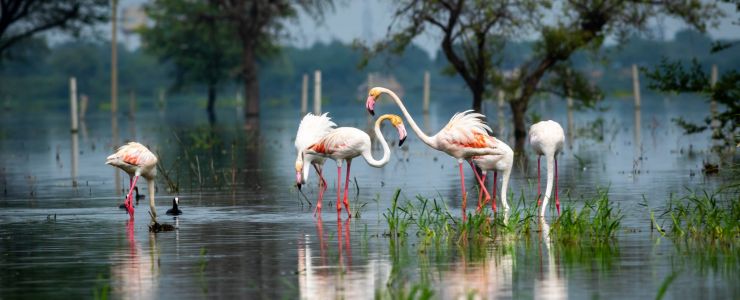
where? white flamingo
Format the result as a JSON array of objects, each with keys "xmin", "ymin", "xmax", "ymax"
[
  {"xmin": 472, "ymin": 137, "xmax": 514, "ymax": 214},
  {"xmin": 106, "ymin": 142, "xmax": 158, "ymax": 219},
  {"xmin": 529, "ymin": 120, "xmax": 565, "ymax": 217},
  {"xmin": 295, "ymin": 113, "xmax": 337, "ymax": 211},
  {"xmin": 300, "ymin": 114, "xmax": 408, "ymax": 218},
  {"xmin": 366, "ymin": 87, "xmax": 500, "ymax": 220}
]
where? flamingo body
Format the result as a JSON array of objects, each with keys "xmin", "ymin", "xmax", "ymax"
[
  {"xmin": 367, "ymin": 87, "xmax": 500, "ymax": 220},
  {"xmin": 106, "ymin": 142, "xmax": 158, "ymax": 218},
  {"xmin": 472, "ymin": 137, "xmax": 514, "ymax": 213},
  {"xmin": 304, "ymin": 114, "xmax": 407, "ymax": 218},
  {"xmin": 529, "ymin": 120, "xmax": 565, "ymax": 217},
  {"xmin": 295, "ymin": 113, "xmax": 337, "ymax": 209}
]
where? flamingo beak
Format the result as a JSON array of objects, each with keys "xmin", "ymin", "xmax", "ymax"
[
  {"xmin": 366, "ymin": 96, "xmax": 375, "ymax": 116},
  {"xmin": 296, "ymin": 171, "xmax": 302, "ymax": 190},
  {"xmin": 397, "ymin": 124, "xmax": 408, "ymax": 147}
]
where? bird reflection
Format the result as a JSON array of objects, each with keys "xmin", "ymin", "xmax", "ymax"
[
  {"xmin": 110, "ymin": 218, "xmax": 160, "ymax": 299},
  {"xmin": 536, "ymin": 217, "xmax": 567, "ymax": 299},
  {"xmin": 298, "ymin": 218, "xmax": 390, "ymax": 299}
]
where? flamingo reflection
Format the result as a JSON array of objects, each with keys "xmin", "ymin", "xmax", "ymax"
[
  {"xmin": 110, "ymin": 218, "xmax": 160, "ymax": 299},
  {"xmin": 298, "ymin": 218, "xmax": 391, "ymax": 299},
  {"xmin": 536, "ymin": 217, "xmax": 567, "ymax": 299}
]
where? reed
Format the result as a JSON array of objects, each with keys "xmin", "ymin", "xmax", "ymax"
[{"xmin": 550, "ymin": 188, "xmax": 622, "ymax": 244}]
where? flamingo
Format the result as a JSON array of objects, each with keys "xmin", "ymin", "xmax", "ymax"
[
  {"xmin": 529, "ymin": 120, "xmax": 565, "ymax": 217},
  {"xmin": 106, "ymin": 142, "xmax": 158, "ymax": 219},
  {"xmin": 366, "ymin": 87, "xmax": 500, "ymax": 220},
  {"xmin": 295, "ymin": 113, "xmax": 337, "ymax": 211},
  {"xmin": 301, "ymin": 114, "xmax": 408, "ymax": 218},
  {"xmin": 471, "ymin": 137, "xmax": 514, "ymax": 214}
]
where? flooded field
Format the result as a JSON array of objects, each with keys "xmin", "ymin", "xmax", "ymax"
[{"xmin": 0, "ymin": 94, "xmax": 737, "ymax": 299}]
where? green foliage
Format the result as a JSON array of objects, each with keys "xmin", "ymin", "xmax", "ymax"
[
  {"xmin": 0, "ymin": 0, "xmax": 108, "ymax": 59},
  {"xmin": 645, "ymin": 58, "xmax": 740, "ymax": 144},
  {"xmin": 139, "ymin": 0, "xmax": 240, "ymax": 98},
  {"xmin": 657, "ymin": 186, "xmax": 740, "ymax": 245},
  {"xmin": 550, "ymin": 188, "xmax": 623, "ymax": 244}
]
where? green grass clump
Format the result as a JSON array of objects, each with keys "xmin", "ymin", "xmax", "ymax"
[
  {"xmin": 655, "ymin": 184, "xmax": 740, "ymax": 245},
  {"xmin": 550, "ymin": 188, "xmax": 622, "ymax": 244}
]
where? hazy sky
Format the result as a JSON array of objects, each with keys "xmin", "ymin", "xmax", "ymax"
[
  {"xmin": 116, "ymin": 0, "xmax": 739, "ymax": 57},
  {"xmin": 292, "ymin": 0, "xmax": 740, "ymax": 58}
]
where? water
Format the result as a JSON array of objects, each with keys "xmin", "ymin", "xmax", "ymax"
[{"xmin": 0, "ymin": 95, "xmax": 737, "ymax": 299}]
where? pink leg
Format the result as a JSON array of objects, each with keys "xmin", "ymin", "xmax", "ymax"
[
  {"xmin": 468, "ymin": 161, "xmax": 491, "ymax": 211},
  {"xmin": 125, "ymin": 175, "xmax": 139, "ymax": 216},
  {"xmin": 492, "ymin": 171, "xmax": 498, "ymax": 213},
  {"xmin": 336, "ymin": 164, "xmax": 342, "ymax": 216},
  {"xmin": 313, "ymin": 164, "xmax": 326, "ymax": 216},
  {"xmin": 459, "ymin": 162, "xmax": 467, "ymax": 221},
  {"xmin": 555, "ymin": 157, "xmax": 560, "ymax": 215},
  {"xmin": 342, "ymin": 159, "xmax": 352, "ymax": 218},
  {"xmin": 537, "ymin": 156, "xmax": 542, "ymax": 206},
  {"xmin": 477, "ymin": 172, "xmax": 487, "ymax": 210}
]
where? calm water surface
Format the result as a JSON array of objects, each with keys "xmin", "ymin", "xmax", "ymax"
[{"xmin": 0, "ymin": 94, "xmax": 737, "ymax": 299}]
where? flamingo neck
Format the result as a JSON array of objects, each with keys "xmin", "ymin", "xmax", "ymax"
[
  {"xmin": 500, "ymin": 166, "xmax": 512, "ymax": 212},
  {"xmin": 539, "ymin": 154, "xmax": 555, "ymax": 217},
  {"xmin": 380, "ymin": 88, "xmax": 436, "ymax": 148},
  {"xmin": 363, "ymin": 116, "xmax": 392, "ymax": 167}
]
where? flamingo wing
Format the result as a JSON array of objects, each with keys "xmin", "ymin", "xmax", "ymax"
[
  {"xmin": 438, "ymin": 110, "xmax": 496, "ymax": 150},
  {"xmin": 306, "ymin": 128, "xmax": 366, "ymax": 158},
  {"xmin": 108, "ymin": 142, "xmax": 158, "ymax": 167},
  {"xmin": 295, "ymin": 113, "xmax": 337, "ymax": 151}
]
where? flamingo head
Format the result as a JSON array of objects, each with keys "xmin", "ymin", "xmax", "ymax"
[
  {"xmin": 366, "ymin": 87, "xmax": 383, "ymax": 116},
  {"xmin": 387, "ymin": 114, "xmax": 408, "ymax": 146},
  {"xmin": 295, "ymin": 158, "xmax": 304, "ymax": 189}
]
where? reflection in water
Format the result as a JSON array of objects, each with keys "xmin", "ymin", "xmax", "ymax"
[
  {"xmin": 111, "ymin": 218, "xmax": 160, "ymax": 299},
  {"xmin": 70, "ymin": 132, "xmax": 79, "ymax": 187},
  {"xmin": 634, "ymin": 108, "xmax": 642, "ymax": 150},
  {"xmin": 299, "ymin": 218, "xmax": 390, "ymax": 299},
  {"xmin": 536, "ymin": 217, "xmax": 567, "ymax": 299}
]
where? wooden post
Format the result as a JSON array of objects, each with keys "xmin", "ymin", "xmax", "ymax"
[
  {"xmin": 497, "ymin": 89, "xmax": 505, "ymax": 137},
  {"xmin": 313, "ymin": 70, "xmax": 321, "ymax": 115},
  {"xmin": 710, "ymin": 64, "xmax": 719, "ymax": 139},
  {"xmin": 69, "ymin": 77, "xmax": 78, "ymax": 133},
  {"xmin": 301, "ymin": 74, "xmax": 308, "ymax": 115},
  {"xmin": 423, "ymin": 71, "xmax": 430, "ymax": 113},
  {"xmin": 632, "ymin": 64, "xmax": 641, "ymax": 108},
  {"xmin": 111, "ymin": 0, "xmax": 118, "ymax": 115}
]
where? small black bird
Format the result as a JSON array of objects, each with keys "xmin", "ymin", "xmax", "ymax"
[{"xmin": 166, "ymin": 197, "xmax": 183, "ymax": 216}]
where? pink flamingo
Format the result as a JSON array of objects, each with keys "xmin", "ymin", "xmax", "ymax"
[
  {"xmin": 295, "ymin": 113, "xmax": 337, "ymax": 211},
  {"xmin": 471, "ymin": 137, "xmax": 514, "ymax": 214},
  {"xmin": 301, "ymin": 114, "xmax": 407, "ymax": 218},
  {"xmin": 366, "ymin": 87, "xmax": 500, "ymax": 220},
  {"xmin": 106, "ymin": 142, "xmax": 158, "ymax": 218},
  {"xmin": 529, "ymin": 120, "xmax": 565, "ymax": 217}
]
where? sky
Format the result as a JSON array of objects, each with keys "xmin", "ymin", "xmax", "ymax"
[{"xmin": 114, "ymin": 0, "xmax": 739, "ymax": 58}]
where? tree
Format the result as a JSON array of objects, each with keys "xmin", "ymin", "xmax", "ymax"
[
  {"xmin": 214, "ymin": 0, "xmax": 332, "ymax": 118},
  {"xmin": 644, "ymin": 1, "xmax": 739, "ymax": 149},
  {"xmin": 364, "ymin": 0, "xmax": 720, "ymax": 149},
  {"xmin": 140, "ymin": 0, "xmax": 240, "ymax": 122},
  {"xmin": 0, "ymin": 0, "xmax": 108, "ymax": 60}
]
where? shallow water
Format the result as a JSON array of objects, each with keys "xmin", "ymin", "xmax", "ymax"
[{"xmin": 0, "ymin": 94, "xmax": 737, "ymax": 299}]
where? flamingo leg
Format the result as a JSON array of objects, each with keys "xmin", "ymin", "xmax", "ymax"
[
  {"xmin": 477, "ymin": 172, "xmax": 487, "ymax": 210},
  {"xmin": 125, "ymin": 175, "xmax": 140, "ymax": 216},
  {"xmin": 459, "ymin": 161, "xmax": 467, "ymax": 221},
  {"xmin": 493, "ymin": 171, "xmax": 498, "ymax": 213},
  {"xmin": 468, "ymin": 161, "xmax": 490, "ymax": 212},
  {"xmin": 313, "ymin": 164, "xmax": 327, "ymax": 216},
  {"xmin": 555, "ymin": 157, "xmax": 560, "ymax": 215},
  {"xmin": 343, "ymin": 159, "xmax": 352, "ymax": 218},
  {"xmin": 537, "ymin": 156, "xmax": 542, "ymax": 206},
  {"xmin": 336, "ymin": 163, "xmax": 342, "ymax": 216}
]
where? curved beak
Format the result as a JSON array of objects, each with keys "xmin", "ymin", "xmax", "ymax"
[
  {"xmin": 397, "ymin": 124, "xmax": 408, "ymax": 147},
  {"xmin": 365, "ymin": 96, "xmax": 375, "ymax": 116}
]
